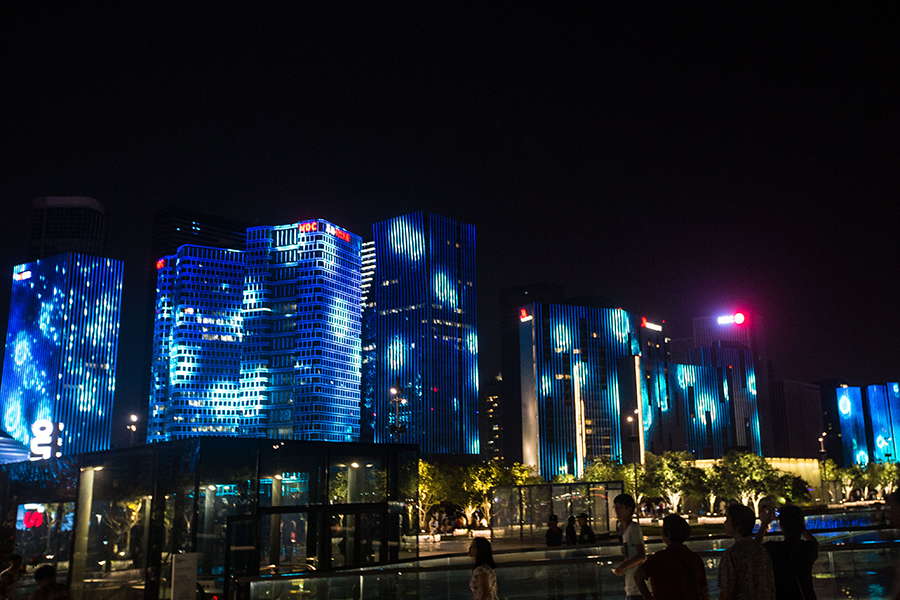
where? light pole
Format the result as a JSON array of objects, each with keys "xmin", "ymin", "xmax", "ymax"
[
  {"xmin": 389, "ymin": 386, "xmax": 407, "ymax": 439},
  {"xmin": 818, "ymin": 432, "xmax": 827, "ymax": 502},
  {"xmin": 127, "ymin": 414, "xmax": 138, "ymax": 446},
  {"xmin": 627, "ymin": 415, "xmax": 638, "ymax": 497}
]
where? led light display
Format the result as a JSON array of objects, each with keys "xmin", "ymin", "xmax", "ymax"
[
  {"xmin": 837, "ymin": 387, "xmax": 869, "ymax": 466},
  {"xmin": 520, "ymin": 303, "xmax": 641, "ymax": 480},
  {"xmin": 242, "ymin": 220, "xmax": 361, "ymax": 441},
  {"xmin": 147, "ymin": 246, "xmax": 246, "ymax": 442},
  {"xmin": 0, "ymin": 253, "xmax": 123, "ymax": 455},
  {"xmin": 367, "ymin": 212, "xmax": 478, "ymax": 455},
  {"xmin": 866, "ymin": 384, "xmax": 898, "ymax": 462}
]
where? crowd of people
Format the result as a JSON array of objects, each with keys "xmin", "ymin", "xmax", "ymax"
[{"xmin": 465, "ymin": 491, "xmax": 864, "ymax": 600}]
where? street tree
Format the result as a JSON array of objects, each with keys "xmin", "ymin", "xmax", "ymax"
[
  {"xmin": 643, "ymin": 451, "xmax": 701, "ymax": 514},
  {"xmin": 716, "ymin": 451, "xmax": 780, "ymax": 515}
]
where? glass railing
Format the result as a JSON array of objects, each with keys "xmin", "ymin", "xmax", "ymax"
[{"xmin": 244, "ymin": 538, "xmax": 900, "ymax": 600}]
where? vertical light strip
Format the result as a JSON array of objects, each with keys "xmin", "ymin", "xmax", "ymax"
[{"xmin": 634, "ymin": 355, "xmax": 646, "ymax": 464}]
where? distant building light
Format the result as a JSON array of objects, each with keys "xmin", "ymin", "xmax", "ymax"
[
  {"xmin": 717, "ymin": 312, "xmax": 746, "ymax": 325},
  {"xmin": 520, "ymin": 308, "xmax": 532, "ymax": 322},
  {"xmin": 155, "ymin": 259, "xmax": 166, "ymax": 270},
  {"xmin": 13, "ymin": 270, "xmax": 32, "ymax": 281},
  {"xmin": 641, "ymin": 317, "xmax": 662, "ymax": 331}
]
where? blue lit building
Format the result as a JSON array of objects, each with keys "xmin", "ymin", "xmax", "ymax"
[
  {"xmin": 682, "ymin": 345, "xmax": 762, "ymax": 456},
  {"xmin": 519, "ymin": 302, "xmax": 642, "ymax": 480},
  {"xmin": 368, "ymin": 212, "xmax": 478, "ymax": 456},
  {"xmin": 242, "ymin": 220, "xmax": 362, "ymax": 441},
  {"xmin": 821, "ymin": 381, "xmax": 900, "ymax": 466},
  {"xmin": 833, "ymin": 385, "xmax": 870, "ymax": 466},
  {"xmin": 0, "ymin": 253, "xmax": 123, "ymax": 455},
  {"xmin": 147, "ymin": 245, "xmax": 246, "ymax": 442}
]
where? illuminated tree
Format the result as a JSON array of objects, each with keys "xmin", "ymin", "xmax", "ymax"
[
  {"xmin": 416, "ymin": 460, "xmax": 444, "ymax": 526},
  {"xmin": 642, "ymin": 451, "xmax": 703, "ymax": 514},
  {"xmin": 715, "ymin": 451, "xmax": 780, "ymax": 515},
  {"xmin": 836, "ymin": 465, "xmax": 866, "ymax": 501}
]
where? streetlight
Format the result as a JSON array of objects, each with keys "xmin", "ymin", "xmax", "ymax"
[
  {"xmin": 818, "ymin": 432, "xmax": 828, "ymax": 503},
  {"xmin": 389, "ymin": 383, "xmax": 407, "ymax": 438},
  {"xmin": 627, "ymin": 415, "xmax": 638, "ymax": 497},
  {"xmin": 127, "ymin": 414, "xmax": 138, "ymax": 446}
]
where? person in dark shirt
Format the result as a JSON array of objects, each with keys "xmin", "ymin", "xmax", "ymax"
[
  {"xmin": 546, "ymin": 514, "xmax": 563, "ymax": 546},
  {"xmin": 634, "ymin": 514, "xmax": 709, "ymax": 600},
  {"xmin": 576, "ymin": 513, "xmax": 596, "ymax": 545},
  {"xmin": 755, "ymin": 505, "xmax": 818, "ymax": 600},
  {"xmin": 565, "ymin": 515, "xmax": 578, "ymax": 545}
]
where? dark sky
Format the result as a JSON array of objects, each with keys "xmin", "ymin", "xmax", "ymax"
[{"xmin": 1, "ymin": 6, "xmax": 898, "ymax": 446}]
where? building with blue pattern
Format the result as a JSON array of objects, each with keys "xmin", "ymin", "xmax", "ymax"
[
  {"xmin": 0, "ymin": 253, "xmax": 123, "ymax": 455},
  {"xmin": 366, "ymin": 212, "xmax": 479, "ymax": 456},
  {"xmin": 148, "ymin": 219, "xmax": 362, "ymax": 443},
  {"xmin": 147, "ymin": 245, "xmax": 246, "ymax": 441}
]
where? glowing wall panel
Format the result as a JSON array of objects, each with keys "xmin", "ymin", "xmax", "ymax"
[
  {"xmin": 147, "ymin": 246, "xmax": 245, "ymax": 442},
  {"xmin": 370, "ymin": 213, "xmax": 478, "ymax": 455},
  {"xmin": 0, "ymin": 253, "xmax": 123, "ymax": 455},
  {"xmin": 867, "ymin": 384, "xmax": 897, "ymax": 462},
  {"xmin": 519, "ymin": 303, "xmax": 641, "ymax": 480},
  {"xmin": 837, "ymin": 387, "xmax": 869, "ymax": 466},
  {"xmin": 242, "ymin": 220, "xmax": 361, "ymax": 442}
]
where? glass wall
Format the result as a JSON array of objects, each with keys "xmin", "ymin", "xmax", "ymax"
[
  {"xmin": 491, "ymin": 481, "xmax": 622, "ymax": 545},
  {"xmin": 0, "ymin": 439, "xmax": 418, "ymax": 600}
]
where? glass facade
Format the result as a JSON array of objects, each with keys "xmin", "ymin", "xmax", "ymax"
[
  {"xmin": 243, "ymin": 220, "xmax": 362, "ymax": 441},
  {"xmin": 148, "ymin": 246, "xmax": 246, "ymax": 441},
  {"xmin": 0, "ymin": 439, "xmax": 417, "ymax": 600},
  {"xmin": 837, "ymin": 386, "xmax": 869, "ymax": 466},
  {"xmin": 0, "ymin": 253, "xmax": 123, "ymax": 455},
  {"xmin": 520, "ymin": 303, "xmax": 641, "ymax": 480},
  {"xmin": 368, "ymin": 212, "xmax": 478, "ymax": 455}
]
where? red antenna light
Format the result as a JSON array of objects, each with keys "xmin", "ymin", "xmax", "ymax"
[{"xmin": 734, "ymin": 312, "xmax": 745, "ymax": 324}]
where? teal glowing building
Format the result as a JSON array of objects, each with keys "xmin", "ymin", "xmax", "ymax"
[
  {"xmin": 147, "ymin": 246, "xmax": 246, "ymax": 441},
  {"xmin": 0, "ymin": 253, "xmax": 124, "ymax": 455},
  {"xmin": 242, "ymin": 220, "xmax": 362, "ymax": 441},
  {"xmin": 367, "ymin": 212, "xmax": 479, "ymax": 456}
]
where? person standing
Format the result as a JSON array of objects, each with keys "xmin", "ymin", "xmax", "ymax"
[
  {"xmin": 565, "ymin": 515, "xmax": 578, "ymax": 545},
  {"xmin": 546, "ymin": 515, "xmax": 564, "ymax": 600},
  {"xmin": 613, "ymin": 493, "xmax": 646, "ymax": 600},
  {"xmin": 576, "ymin": 513, "xmax": 596, "ymax": 545},
  {"xmin": 634, "ymin": 514, "xmax": 709, "ymax": 600},
  {"xmin": 28, "ymin": 565, "xmax": 69, "ymax": 600},
  {"xmin": 718, "ymin": 503, "xmax": 775, "ymax": 600},
  {"xmin": 468, "ymin": 537, "xmax": 499, "ymax": 600},
  {"xmin": 0, "ymin": 555, "xmax": 23, "ymax": 600},
  {"xmin": 755, "ymin": 505, "xmax": 818, "ymax": 600}
]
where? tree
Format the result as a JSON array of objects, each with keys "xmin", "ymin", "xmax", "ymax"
[
  {"xmin": 865, "ymin": 461, "xmax": 899, "ymax": 499},
  {"xmin": 702, "ymin": 465, "xmax": 723, "ymax": 515},
  {"xmin": 715, "ymin": 451, "xmax": 780, "ymax": 515},
  {"xmin": 642, "ymin": 451, "xmax": 701, "ymax": 514},
  {"xmin": 581, "ymin": 458, "xmax": 626, "ymax": 483},
  {"xmin": 774, "ymin": 474, "xmax": 812, "ymax": 504},
  {"xmin": 552, "ymin": 473, "xmax": 577, "ymax": 483},
  {"xmin": 837, "ymin": 465, "xmax": 866, "ymax": 501},
  {"xmin": 416, "ymin": 460, "xmax": 445, "ymax": 526},
  {"xmin": 821, "ymin": 459, "xmax": 841, "ymax": 502},
  {"xmin": 509, "ymin": 462, "xmax": 544, "ymax": 485}
]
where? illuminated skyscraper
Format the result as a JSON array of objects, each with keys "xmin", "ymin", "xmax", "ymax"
[
  {"xmin": 147, "ymin": 245, "xmax": 246, "ymax": 442},
  {"xmin": 242, "ymin": 220, "xmax": 362, "ymax": 441},
  {"xmin": 519, "ymin": 302, "xmax": 644, "ymax": 480},
  {"xmin": 368, "ymin": 212, "xmax": 479, "ymax": 456},
  {"xmin": 360, "ymin": 240, "xmax": 377, "ymax": 442},
  {"xmin": 0, "ymin": 253, "xmax": 124, "ymax": 455}
]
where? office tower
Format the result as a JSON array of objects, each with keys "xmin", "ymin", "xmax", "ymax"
[
  {"xmin": 0, "ymin": 253, "xmax": 124, "ymax": 455},
  {"xmin": 770, "ymin": 380, "xmax": 824, "ymax": 458},
  {"xmin": 242, "ymin": 219, "xmax": 362, "ymax": 441},
  {"xmin": 368, "ymin": 212, "xmax": 478, "ymax": 456},
  {"xmin": 359, "ymin": 240, "xmax": 377, "ymax": 442},
  {"xmin": 497, "ymin": 283, "xmax": 565, "ymax": 463},
  {"xmin": 682, "ymin": 345, "xmax": 762, "ymax": 457},
  {"xmin": 636, "ymin": 317, "xmax": 685, "ymax": 456},
  {"xmin": 691, "ymin": 311, "xmax": 775, "ymax": 455},
  {"xmin": 866, "ymin": 383, "xmax": 900, "ymax": 463},
  {"xmin": 147, "ymin": 246, "xmax": 246, "ymax": 442},
  {"xmin": 822, "ymin": 384, "xmax": 870, "ymax": 466},
  {"xmin": 28, "ymin": 196, "xmax": 108, "ymax": 260},
  {"xmin": 519, "ymin": 302, "xmax": 644, "ymax": 480},
  {"xmin": 151, "ymin": 207, "xmax": 247, "ymax": 258},
  {"xmin": 481, "ymin": 374, "xmax": 503, "ymax": 460}
]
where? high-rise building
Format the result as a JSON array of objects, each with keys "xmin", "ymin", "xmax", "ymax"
[
  {"xmin": 820, "ymin": 381, "xmax": 900, "ymax": 467},
  {"xmin": 0, "ymin": 253, "xmax": 123, "ymax": 455},
  {"xmin": 147, "ymin": 246, "xmax": 246, "ymax": 442},
  {"xmin": 865, "ymin": 382, "xmax": 900, "ymax": 463},
  {"xmin": 359, "ymin": 240, "xmax": 377, "ymax": 442},
  {"xmin": 28, "ymin": 197, "xmax": 108, "ymax": 260},
  {"xmin": 769, "ymin": 380, "xmax": 824, "ymax": 458},
  {"xmin": 367, "ymin": 212, "xmax": 478, "ymax": 456},
  {"xmin": 681, "ymin": 345, "xmax": 762, "ymax": 456},
  {"xmin": 691, "ymin": 311, "xmax": 775, "ymax": 455},
  {"xmin": 497, "ymin": 283, "xmax": 565, "ymax": 463},
  {"xmin": 242, "ymin": 219, "xmax": 362, "ymax": 441},
  {"xmin": 519, "ymin": 302, "xmax": 644, "ymax": 480},
  {"xmin": 151, "ymin": 207, "xmax": 247, "ymax": 258},
  {"xmin": 481, "ymin": 374, "xmax": 503, "ymax": 460}
]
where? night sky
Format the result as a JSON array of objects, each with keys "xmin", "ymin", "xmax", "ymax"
[{"xmin": 1, "ymin": 6, "xmax": 898, "ymax": 446}]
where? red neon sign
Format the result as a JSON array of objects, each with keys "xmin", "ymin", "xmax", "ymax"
[
  {"xmin": 298, "ymin": 221, "xmax": 318, "ymax": 233},
  {"xmin": 155, "ymin": 259, "xmax": 166, "ymax": 270},
  {"xmin": 23, "ymin": 510, "xmax": 43, "ymax": 529}
]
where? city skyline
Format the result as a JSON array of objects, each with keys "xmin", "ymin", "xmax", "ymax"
[{"xmin": 1, "ymin": 6, "xmax": 897, "ymax": 446}]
